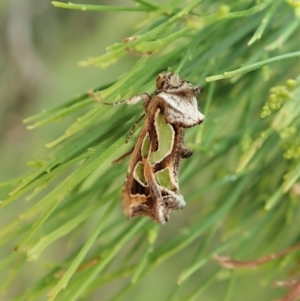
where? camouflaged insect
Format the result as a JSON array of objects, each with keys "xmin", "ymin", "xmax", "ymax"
[{"xmin": 109, "ymin": 72, "xmax": 204, "ymax": 224}]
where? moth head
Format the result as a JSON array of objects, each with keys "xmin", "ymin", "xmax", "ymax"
[
  {"xmin": 156, "ymin": 72, "xmax": 202, "ymax": 95},
  {"xmin": 156, "ymin": 72, "xmax": 179, "ymax": 90}
]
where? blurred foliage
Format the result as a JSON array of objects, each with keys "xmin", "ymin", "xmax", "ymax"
[{"xmin": 0, "ymin": 0, "xmax": 300, "ymax": 301}]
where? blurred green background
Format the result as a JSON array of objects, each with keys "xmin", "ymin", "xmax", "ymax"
[
  {"xmin": 0, "ymin": 1, "xmax": 139, "ymax": 299},
  {"xmin": 0, "ymin": 0, "xmax": 138, "ymax": 180},
  {"xmin": 0, "ymin": 1, "xmax": 299, "ymax": 301}
]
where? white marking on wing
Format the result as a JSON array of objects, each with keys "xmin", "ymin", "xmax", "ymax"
[{"xmin": 159, "ymin": 93, "xmax": 205, "ymax": 126}]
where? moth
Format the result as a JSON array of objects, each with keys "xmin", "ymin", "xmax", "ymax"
[{"xmin": 107, "ymin": 72, "xmax": 205, "ymax": 224}]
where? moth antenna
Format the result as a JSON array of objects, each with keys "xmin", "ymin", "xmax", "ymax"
[
  {"xmin": 103, "ymin": 99, "xmax": 131, "ymax": 106},
  {"xmin": 112, "ymin": 148, "xmax": 134, "ymax": 164},
  {"xmin": 125, "ymin": 47, "xmax": 152, "ymax": 57},
  {"xmin": 88, "ymin": 90, "xmax": 103, "ymax": 102},
  {"xmin": 88, "ymin": 90, "xmax": 146, "ymax": 106},
  {"xmin": 105, "ymin": 93, "xmax": 151, "ymax": 106},
  {"xmin": 126, "ymin": 113, "xmax": 145, "ymax": 143},
  {"xmin": 89, "ymin": 90, "xmax": 129, "ymax": 105}
]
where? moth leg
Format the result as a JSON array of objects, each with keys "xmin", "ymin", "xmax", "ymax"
[
  {"xmin": 163, "ymin": 194, "xmax": 186, "ymax": 209},
  {"xmin": 125, "ymin": 113, "xmax": 145, "ymax": 143},
  {"xmin": 180, "ymin": 146, "xmax": 193, "ymax": 159},
  {"xmin": 111, "ymin": 111, "xmax": 146, "ymax": 160},
  {"xmin": 112, "ymin": 148, "xmax": 134, "ymax": 164}
]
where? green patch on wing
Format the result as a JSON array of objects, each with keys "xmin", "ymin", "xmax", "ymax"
[
  {"xmin": 150, "ymin": 112, "xmax": 174, "ymax": 164},
  {"xmin": 133, "ymin": 161, "xmax": 146, "ymax": 186},
  {"xmin": 141, "ymin": 134, "xmax": 150, "ymax": 158},
  {"xmin": 155, "ymin": 168, "xmax": 174, "ymax": 191}
]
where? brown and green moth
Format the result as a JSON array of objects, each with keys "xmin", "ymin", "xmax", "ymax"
[{"xmin": 106, "ymin": 72, "xmax": 204, "ymax": 224}]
